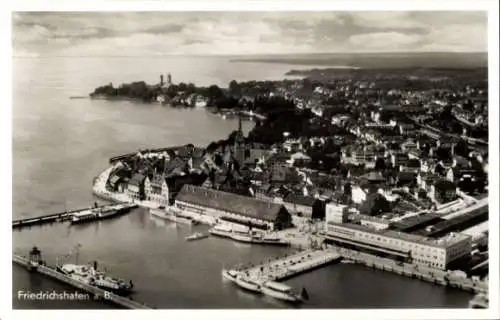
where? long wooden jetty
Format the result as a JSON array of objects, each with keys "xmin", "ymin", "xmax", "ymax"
[
  {"xmin": 13, "ymin": 203, "xmax": 138, "ymax": 230},
  {"xmin": 13, "ymin": 254, "xmax": 152, "ymax": 309}
]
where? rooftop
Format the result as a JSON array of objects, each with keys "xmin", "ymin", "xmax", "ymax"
[
  {"xmin": 328, "ymin": 221, "xmax": 471, "ymax": 248},
  {"xmin": 389, "ymin": 213, "xmax": 443, "ymax": 232},
  {"xmin": 176, "ymin": 184, "xmax": 287, "ymax": 222}
]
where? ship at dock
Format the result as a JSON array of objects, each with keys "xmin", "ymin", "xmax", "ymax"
[
  {"xmin": 56, "ymin": 261, "xmax": 134, "ymax": 295},
  {"xmin": 71, "ymin": 203, "xmax": 136, "ymax": 224},
  {"xmin": 56, "ymin": 245, "xmax": 134, "ymax": 296},
  {"xmin": 235, "ymin": 274, "xmax": 262, "ymax": 293},
  {"xmin": 149, "ymin": 206, "xmax": 199, "ymax": 225},
  {"xmin": 261, "ymin": 281, "xmax": 308, "ymax": 303},
  {"xmin": 209, "ymin": 225, "xmax": 289, "ymax": 246}
]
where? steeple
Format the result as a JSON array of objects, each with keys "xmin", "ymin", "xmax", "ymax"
[{"xmin": 234, "ymin": 115, "xmax": 245, "ymax": 167}]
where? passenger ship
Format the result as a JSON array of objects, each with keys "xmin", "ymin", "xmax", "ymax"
[
  {"xmin": 235, "ymin": 274, "xmax": 262, "ymax": 293},
  {"xmin": 57, "ymin": 262, "xmax": 134, "ymax": 295},
  {"xmin": 261, "ymin": 281, "xmax": 307, "ymax": 303},
  {"xmin": 71, "ymin": 205, "xmax": 132, "ymax": 224},
  {"xmin": 209, "ymin": 225, "xmax": 289, "ymax": 246},
  {"xmin": 149, "ymin": 206, "xmax": 199, "ymax": 225}
]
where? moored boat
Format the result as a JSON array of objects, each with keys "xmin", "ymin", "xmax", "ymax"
[
  {"xmin": 57, "ymin": 262, "xmax": 133, "ymax": 295},
  {"xmin": 261, "ymin": 281, "xmax": 306, "ymax": 303},
  {"xmin": 341, "ymin": 258, "xmax": 356, "ymax": 264},
  {"xmin": 185, "ymin": 232, "xmax": 209, "ymax": 241},
  {"xmin": 71, "ymin": 205, "xmax": 133, "ymax": 224},
  {"xmin": 235, "ymin": 275, "xmax": 262, "ymax": 293},
  {"xmin": 209, "ymin": 225, "xmax": 234, "ymax": 238},
  {"xmin": 150, "ymin": 206, "xmax": 196, "ymax": 225},
  {"xmin": 221, "ymin": 269, "xmax": 239, "ymax": 283},
  {"xmin": 209, "ymin": 227, "xmax": 289, "ymax": 246}
]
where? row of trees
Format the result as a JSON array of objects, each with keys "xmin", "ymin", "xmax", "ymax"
[{"xmin": 91, "ymin": 82, "xmax": 159, "ymax": 102}]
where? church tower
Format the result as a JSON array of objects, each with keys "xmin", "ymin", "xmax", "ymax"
[{"xmin": 234, "ymin": 116, "xmax": 246, "ymax": 167}]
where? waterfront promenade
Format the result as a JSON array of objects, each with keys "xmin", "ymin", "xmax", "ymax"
[
  {"xmin": 93, "ymin": 166, "xmax": 169, "ymax": 210},
  {"xmin": 13, "ymin": 254, "xmax": 152, "ymax": 309}
]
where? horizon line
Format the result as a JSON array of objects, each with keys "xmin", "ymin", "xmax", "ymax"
[{"xmin": 12, "ymin": 51, "xmax": 488, "ymax": 59}]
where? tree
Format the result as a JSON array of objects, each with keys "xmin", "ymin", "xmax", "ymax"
[
  {"xmin": 229, "ymin": 80, "xmax": 241, "ymax": 96},
  {"xmin": 206, "ymin": 142, "xmax": 218, "ymax": 152},
  {"xmin": 207, "ymin": 85, "xmax": 224, "ymax": 100}
]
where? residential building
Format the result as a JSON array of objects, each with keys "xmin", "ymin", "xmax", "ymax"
[
  {"xmin": 145, "ymin": 175, "xmax": 169, "ymax": 206},
  {"xmin": 126, "ymin": 173, "xmax": 146, "ymax": 200}
]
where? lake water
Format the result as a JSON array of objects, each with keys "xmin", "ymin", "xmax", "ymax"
[{"xmin": 12, "ymin": 56, "xmax": 473, "ymax": 309}]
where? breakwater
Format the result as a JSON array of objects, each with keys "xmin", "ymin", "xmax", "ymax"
[{"xmin": 13, "ymin": 255, "xmax": 153, "ymax": 309}]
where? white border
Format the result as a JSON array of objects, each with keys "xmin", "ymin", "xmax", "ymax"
[{"xmin": 2, "ymin": 1, "xmax": 499, "ymax": 320}]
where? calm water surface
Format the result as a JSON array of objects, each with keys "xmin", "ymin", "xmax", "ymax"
[{"xmin": 12, "ymin": 56, "xmax": 472, "ymax": 309}]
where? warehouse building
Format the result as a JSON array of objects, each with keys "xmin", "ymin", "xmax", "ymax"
[{"xmin": 175, "ymin": 185, "xmax": 293, "ymax": 231}]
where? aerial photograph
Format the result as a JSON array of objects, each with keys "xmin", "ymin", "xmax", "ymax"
[{"xmin": 9, "ymin": 7, "xmax": 496, "ymax": 316}]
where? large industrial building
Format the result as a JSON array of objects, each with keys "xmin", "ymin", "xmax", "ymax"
[
  {"xmin": 323, "ymin": 202, "xmax": 472, "ymax": 270},
  {"xmin": 324, "ymin": 221, "xmax": 472, "ymax": 270},
  {"xmin": 175, "ymin": 185, "xmax": 293, "ymax": 231}
]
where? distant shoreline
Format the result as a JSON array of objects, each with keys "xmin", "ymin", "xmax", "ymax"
[{"xmin": 230, "ymin": 52, "xmax": 487, "ymax": 69}]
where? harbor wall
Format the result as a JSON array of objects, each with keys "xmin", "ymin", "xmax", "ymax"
[{"xmin": 337, "ymin": 247, "xmax": 487, "ymax": 294}]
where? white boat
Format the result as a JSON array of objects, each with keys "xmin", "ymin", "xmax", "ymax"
[
  {"xmin": 57, "ymin": 263, "xmax": 133, "ymax": 295},
  {"xmin": 185, "ymin": 232, "xmax": 208, "ymax": 241},
  {"xmin": 235, "ymin": 275, "xmax": 262, "ymax": 293},
  {"xmin": 230, "ymin": 232, "xmax": 254, "ymax": 243},
  {"xmin": 221, "ymin": 269, "xmax": 239, "ymax": 283},
  {"xmin": 71, "ymin": 205, "xmax": 133, "ymax": 224},
  {"xmin": 150, "ymin": 206, "xmax": 198, "ymax": 225},
  {"xmin": 254, "ymin": 233, "xmax": 290, "ymax": 246},
  {"xmin": 341, "ymin": 258, "xmax": 356, "ymax": 264},
  {"xmin": 209, "ymin": 225, "xmax": 234, "ymax": 238},
  {"xmin": 71, "ymin": 209, "xmax": 98, "ymax": 223},
  {"xmin": 261, "ymin": 281, "xmax": 304, "ymax": 303}
]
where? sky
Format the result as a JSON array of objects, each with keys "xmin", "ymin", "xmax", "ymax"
[{"xmin": 12, "ymin": 11, "xmax": 488, "ymax": 57}]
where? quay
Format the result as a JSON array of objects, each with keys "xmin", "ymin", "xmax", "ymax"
[
  {"xmin": 338, "ymin": 247, "xmax": 488, "ymax": 294},
  {"xmin": 108, "ymin": 146, "xmax": 182, "ymax": 164},
  {"xmin": 12, "ymin": 203, "xmax": 137, "ymax": 230},
  {"xmin": 235, "ymin": 248, "xmax": 342, "ymax": 282},
  {"xmin": 13, "ymin": 254, "xmax": 152, "ymax": 309}
]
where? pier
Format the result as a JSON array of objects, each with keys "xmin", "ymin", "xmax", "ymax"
[
  {"xmin": 13, "ymin": 203, "xmax": 138, "ymax": 230},
  {"xmin": 13, "ymin": 254, "xmax": 152, "ymax": 309},
  {"xmin": 109, "ymin": 146, "xmax": 182, "ymax": 164},
  {"xmin": 236, "ymin": 248, "xmax": 342, "ymax": 282}
]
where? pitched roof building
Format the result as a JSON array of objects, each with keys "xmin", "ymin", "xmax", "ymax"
[{"xmin": 175, "ymin": 185, "xmax": 292, "ymax": 230}]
